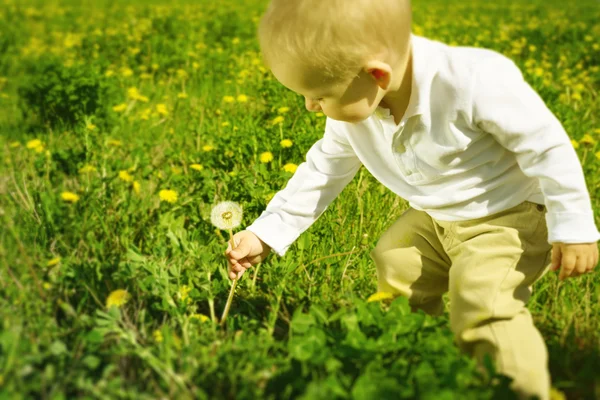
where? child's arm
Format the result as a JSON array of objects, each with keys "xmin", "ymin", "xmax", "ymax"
[
  {"xmin": 245, "ymin": 118, "xmax": 363, "ymax": 257},
  {"xmin": 470, "ymin": 55, "xmax": 600, "ymax": 278}
]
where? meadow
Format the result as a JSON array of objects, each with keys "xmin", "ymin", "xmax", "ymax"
[{"xmin": 0, "ymin": 0, "xmax": 599, "ymax": 398}]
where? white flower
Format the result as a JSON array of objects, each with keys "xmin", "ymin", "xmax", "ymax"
[{"xmin": 211, "ymin": 201, "xmax": 243, "ymax": 230}]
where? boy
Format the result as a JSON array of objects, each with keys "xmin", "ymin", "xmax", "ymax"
[{"xmin": 224, "ymin": 0, "xmax": 600, "ymax": 398}]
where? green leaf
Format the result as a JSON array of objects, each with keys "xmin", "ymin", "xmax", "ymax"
[
  {"xmin": 291, "ymin": 309, "xmax": 315, "ymax": 334},
  {"xmin": 50, "ymin": 340, "xmax": 67, "ymax": 356}
]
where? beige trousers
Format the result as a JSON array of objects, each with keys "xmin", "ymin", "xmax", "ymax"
[{"xmin": 370, "ymin": 201, "xmax": 553, "ymax": 400}]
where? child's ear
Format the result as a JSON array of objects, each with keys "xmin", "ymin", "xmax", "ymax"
[{"xmin": 364, "ymin": 61, "xmax": 392, "ymax": 90}]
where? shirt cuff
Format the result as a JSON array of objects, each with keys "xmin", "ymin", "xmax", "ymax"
[
  {"xmin": 546, "ymin": 211, "xmax": 600, "ymax": 243},
  {"xmin": 245, "ymin": 212, "xmax": 301, "ymax": 257}
]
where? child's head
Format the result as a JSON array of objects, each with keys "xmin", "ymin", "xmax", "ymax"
[{"xmin": 258, "ymin": 0, "xmax": 412, "ymax": 122}]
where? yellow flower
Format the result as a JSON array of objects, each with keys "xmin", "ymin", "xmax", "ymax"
[
  {"xmin": 367, "ymin": 292, "xmax": 394, "ymax": 303},
  {"xmin": 176, "ymin": 69, "xmax": 188, "ymax": 79},
  {"xmin": 133, "ymin": 181, "xmax": 141, "ymax": 194},
  {"xmin": 264, "ymin": 192, "xmax": 275, "ymax": 203},
  {"xmin": 232, "ymin": 37, "xmax": 240, "ymax": 45},
  {"xmin": 191, "ymin": 314, "xmax": 210, "ymax": 322},
  {"xmin": 105, "ymin": 69, "xmax": 115, "ymax": 77},
  {"xmin": 26, "ymin": 139, "xmax": 43, "ymax": 149},
  {"xmin": 277, "ymin": 106, "xmax": 290, "ymax": 114},
  {"xmin": 119, "ymin": 170, "xmax": 134, "ymax": 182},
  {"xmin": 106, "ymin": 289, "xmax": 130, "ymax": 308},
  {"xmin": 61, "ymin": 191, "xmax": 80, "ymax": 203},
  {"xmin": 112, "ymin": 103, "xmax": 127, "ymax": 112},
  {"xmin": 225, "ymin": 150, "xmax": 234, "ymax": 158},
  {"xmin": 550, "ymin": 387, "xmax": 566, "ymax": 400},
  {"xmin": 171, "ymin": 166, "xmax": 182, "ymax": 175},
  {"xmin": 595, "ymin": 151, "xmax": 600, "ymax": 160},
  {"xmin": 153, "ymin": 329, "xmax": 163, "ymax": 343},
  {"xmin": 178, "ymin": 285, "xmax": 192, "ymax": 304},
  {"xmin": 283, "ymin": 163, "xmax": 298, "ymax": 173},
  {"xmin": 223, "ymin": 95, "xmax": 235, "ymax": 103},
  {"xmin": 237, "ymin": 94, "xmax": 248, "ymax": 103},
  {"xmin": 127, "ymin": 87, "xmax": 149, "ymax": 102},
  {"xmin": 221, "ymin": 121, "xmax": 231, "ymax": 127},
  {"xmin": 177, "ymin": 92, "xmax": 188, "ymax": 99},
  {"xmin": 259, "ymin": 151, "xmax": 273, "ymax": 163},
  {"xmin": 271, "ymin": 116, "xmax": 284, "ymax": 125},
  {"xmin": 79, "ymin": 164, "xmax": 97, "ymax": 174},
  {"xmin": 156, "ymin": 104, "xmax": 168, "ymax": 116},
  {"xmin": 280, "ymin": 139, "xmax": 293, "ymax": 148},
  {"xmin": 315, "ymin": 112, "xmax": 324, "ymax": 117},
  {"xmin": 570, "ymin": 139, "xmax": 580, "ymax": 149},
  {"xmin": 202, "ymin": 145, "xmax": 215, "ymax": 152},
  {"xmin": 211, "ymin": 201, "xmax": 243, "ymax": 230},
  {"xmin": 86, "ymin": 123, "xmax": 96, "ymax": 131},
  {"xmin": 159, "ymin": 189, "xmax": 178, "ymax": 203},
  {"xmin": 46, "ymin": 257, "xmax": 61, "ymax": 267},
  {"xmin": 580, "ymin": 134, "xmax": 596, "ymax": 146},
  {"xmin": 121, "ymin": 67, "xmax": 134, "ymax": 77},
  {"xmin": 190, "ymin": 164, "xmax": 204, "ymax": 171}
]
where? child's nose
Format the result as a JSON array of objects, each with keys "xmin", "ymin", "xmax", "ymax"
[{"xmin": 305, "ymin": 98, "xmax": 321, "ymax": 112}]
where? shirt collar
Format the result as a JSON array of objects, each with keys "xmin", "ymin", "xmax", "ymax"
[{"xmin": 374, "ymin": 34, "xmax": 433, "ymax": 122}]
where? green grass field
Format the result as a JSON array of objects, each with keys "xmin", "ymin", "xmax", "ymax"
[{"xmin": 1, "ymin": 0, "xmax": 599, "ymax": 398}]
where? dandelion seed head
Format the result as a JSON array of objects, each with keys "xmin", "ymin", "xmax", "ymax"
[{"xmin": 211, "ymin": 201, "xmax": 243, "ymax": 230}]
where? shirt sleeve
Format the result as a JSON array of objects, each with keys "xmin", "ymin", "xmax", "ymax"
[
  {"xmin": 471, "ymin": 55, "xmax": 600, "ymax": 244},
  {"xmin": 245, "ymin": 118, "xmax": 363, "ymax": 256}
]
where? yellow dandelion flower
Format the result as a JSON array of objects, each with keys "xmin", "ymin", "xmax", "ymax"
[
  {"xmin": 277, "ymin": 106, "xmax": 290, "ymax": 114},
  {"xmin": 152, "ymin": 63, "xmax": 159, "ymax": 70},
  {"xmin": 280, "ymin": 139, "xmax": 293, "ymax": 148},
  {"xmin": 211, "ymin": 201, "xmax": 243, "ymax": 230},
  {"xmin": 177, "ymin": 92, "xmax": 188, "ymax": 99},
  {"xmin": 223, "ymin": 95, "xmax": 235, "ymax": 103},
  {"xmin": 178, "ymin": 285, "xmax": 192, "ymax": 304},
  {"xmin": 133, "ymin": 181, "xmax": 141, "ymax": 194},
  {"xmin": 202, "ymin": 145, "xmax": 215, "ymax": 152},
  {"xmin": 153, "ymin": 330, "xmax": 163, "ymax": 343},
  {"xmin": 570, "ymin": 139, "xmax": 580, "ymax": 149},
  {"xmin": 232, "ymin": 37, "xmax": 240, "ymax": 45},
  {"xmin": 61, "ymin": 191, "xmax": 80, "ymax": 203},
  {"xmin": 9, "ymin": 141, "xmax": 20, "ymax": 148},
  {"xmin": 176, "ymin": 69, "xmax": 188, "ymax": 79},
  {"xmin": 46, "ymin": 257, "xmax": 61, "ymax": 267},
  {"xmin": 105, "ymin": 69, "xmax": 115, "ymax": 77},
  {"xmin": 140, "ymin": 73, "xmax": 152, "ymax": 80},
  {"xmin": 271, "ymin": 116, "xmax": 284, "ymax": 125},
  {"xmin": 595, "ymin": 151, "xmax": 600, "ymax": 160},
  {"xmin": 106, "ymin": 289, "xmax": 130, "ymax": 308},
  {"xmin": 107, "ymin": 139, "xmax": 122, "ymax": 147},
  {"xmin": 283, "ymin": 163, "xmax": 298, "ymax": 173},
  {"xmin": 259, "ymin": 151, "xmax": 273, "ymax": 163},
  {"xmin": 264, "ymin": 192, "xmax": 275, "ymax": 203},
  {"xmin": 112, "ymin": 103, "xmax": 127, "ymax": 112},
  {"xmin": 119, "ymin": 170, "xmax": 134, "ymax": 182},
  {"xmin": 86, "ymin": 123, "xmax": 96, "ymax": 131},
  {"xmin": 316, "ymin": 112, "xmax": 324, "ymax": 117},
  {"xmin": 580, "ymin": 134, "xmax": 596, "ymax": 146},
  {"xmin": 222, "ymin": 121, "xmax": 231, "ymax": 127},
  {"xmin": 79, "ymin": 164, "xmax": 97, "ymax": 174},
  {"xmin": 156, "ymin": 104, "xmax": 168, "ymax": 116},
  {"xmin": 191, "ymin": 313, "xmax": 210, "ymax": 322},
  {"xmin": 43, "ymin": 282, "xmax": 52, "ymax": 290},
  {"xmin": 121, "ymin": 67, "xmax": 133, "ymax": 77},
  {"xmin": 190, "ymin": 164, "xmax": 204, "ymax": 171},
  {"xmin": 367, "ymin": 292, "xmax": 394, "ymax": 303},
  {"xmin": 571, "ymin": 92, "xmax": 582, "ymax": 101},
  {"xmin": 159, "ymin": 189, "xmax": 178, "ymax": 203},
  {"xmin": 26, "ymin": 139, "xmax": 42, "ymax": 149},
  {"xmin": 237, "ymin": 94, "xmax": 248, "ymax": 102}
]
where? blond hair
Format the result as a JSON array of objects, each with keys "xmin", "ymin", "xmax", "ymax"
[{"xmin": 258, "ymin": 0, "xmax": 412, "ymax": 83}]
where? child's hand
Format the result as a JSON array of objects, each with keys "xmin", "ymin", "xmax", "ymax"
[
  {"xmin": 224, "ymin": 230, "xmax": 271, "ymax": 280},
  {"xmin": 550, "ymin": 242, "xmax": 599, "ymax": 280}
]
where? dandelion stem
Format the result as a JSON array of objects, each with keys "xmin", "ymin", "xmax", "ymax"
[
  {"xmin": 220, "ymin": 228, "xmax": 238, "ymax": 326},
  {"xmin": 251, "ymin": 263, "xmax": 260, "ymax": 294}
]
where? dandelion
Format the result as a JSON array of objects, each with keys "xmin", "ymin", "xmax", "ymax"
[
  {"xmin": 112, "ymin": 103, "xmax": 127, "ymax": 112},
  {"xmin": 127, "ymin": 87, "xmax": 149, "ymax": 102},
  {"xmin": 86, "ymin": 123, "xmax": 96, "ymax": 131},
  {"xmin": 283, "ymin": 163, "xmax": 298, "ymax": 173},
  {"xmin": 119, "ymin": 170, "xmax": 134, "ymax": 182},
  {"xmin": 153, "ymin": 330, "xmax": 163, "ymax": 343},
  {"xmin": 232, "ymin": 37, "xmax": 240, "ymax": 45},
  {"xmin": 106, "ymin": 289, "xmax": 130, "ymax": 308},
  {"xmin": 280, "ymin": 139, "xmax": 293, "ymax": 148},
  {"xmin": 580, "ymin": 134, "xmax": 596, "ymax": 146},
  {"xmin": 190, "ymin": 313, "xmax": 210, "ymax": 322},
  {"xmin": 202, "ymin": 145, "xmax": 215, "ymax": 152},
  {"xmin": 121, "ymin": 67, "xmax": 134, "ymax": 77},
  {"xmin": 277, "ymin": 106, "xmax": 290, "ymax": 114},
  {"xmin": 271, "ymin": 116, "xmax": 284, "ymax": 125},
  {"xmin": 190, "ymin": 164, "xmax": 204, "ymax": 171},
  {"xmin": 210, "ymin": 201, "xmax": 244, "ymax": 326},
  {"xmin": 178, "ymin": 285, "xmax": 192, "ymax": 304},
  {"xmin": 133, "ymin": 181, "xmax": 141, "ymax": 194},
  {"xmin": 223, "ymin": 95, "xmax": 235, "ymax": 103},
  {"xmin": 159, "ymin": 189, "xmax": 178, "ymax": 203},
  {"xmin": 316, "ymin": 112, "xmax": 324, "ymax": 117},
  {"xmin": 26, "ymin": 139, "xmax": 43, "ymax": 150},
  {"xmin": 259, "ymin": 151, "xmax": 273, "ymax": 163},
  {"xmin": 225, "ymin": 150, "xmax": 234, "ymax": 158},
  {"xmin": 367, "ymin": 292, "xmax": 394, "ymax": 303},
  {"xmin": 46, "ymin": 257, "xmax": 61, "ymax": 267},
  {"xmin": 177, "ymin": 92, "xmax": 188, "ymax": 99},
  {"xmin": 221, "ymin": 121, "xmax": 231, "ymax": 127},
  {"xmin": 156, "ymin": 104, "xmax": 168, "ymax": 116},
  {"xmin": 61, "ymin": 191, "xmax": 80, "ymax": 203},
  {"xmin": 570, "ymin": 139, "xmax": 580, "ymax": 149},
  {"xmin": 107, "ymin": 139, "xmax": 122, "ymax": 147},
  {"xmin": 237, "ymin": 94, "xmax": 248, "ymax": 103},
  {"xmin": 595, "ymin": 151, "xmax": 600, "ymax": 160}
]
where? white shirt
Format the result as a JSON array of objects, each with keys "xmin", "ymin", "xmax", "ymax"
[{"xmin": 247, "ymin": 35, "xmax": 600, "ymax": 257}]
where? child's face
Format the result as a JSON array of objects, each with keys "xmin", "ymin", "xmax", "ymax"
[{"xmin": 270, "ymin": 61, "xmax": 393, "ymax": 123}]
